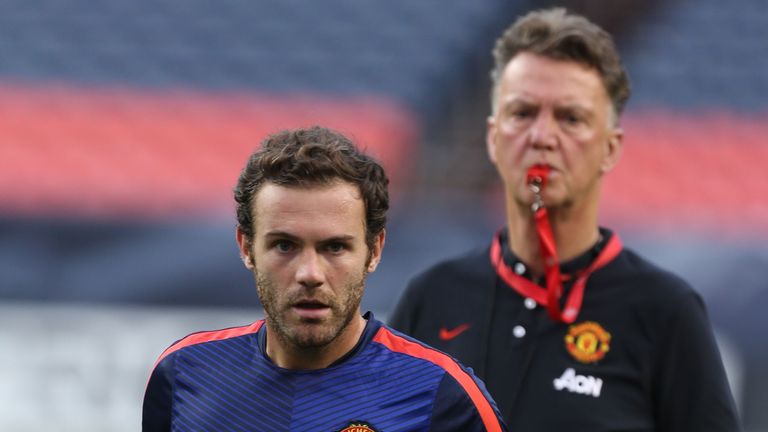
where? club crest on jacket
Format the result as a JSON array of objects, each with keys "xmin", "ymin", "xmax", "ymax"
[
  {"xmin": 565, "ymin": 321, "xmax": 611, "ymax": 363},
  {"xmin": 337, "ymin": 421, "xmax": 378, "ymax": 432}
]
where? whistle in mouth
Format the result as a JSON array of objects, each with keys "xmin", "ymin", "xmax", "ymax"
[{"xmin": 526, "ymin": 165, "xmax": 550, "ymax": 212}]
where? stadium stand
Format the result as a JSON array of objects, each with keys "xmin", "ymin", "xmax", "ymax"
[{"xmin": 0, "ymin": 0, "xmax": 765, "ymax": 429}]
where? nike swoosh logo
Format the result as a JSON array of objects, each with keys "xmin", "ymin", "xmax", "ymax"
[{"xmin": 439, "ymin": 323, "xmax": 471, "ymax": 341}]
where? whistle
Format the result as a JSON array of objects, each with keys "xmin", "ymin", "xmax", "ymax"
[{"xmin": 526, "ymin": 165, "xmax": 550, "ymax": 212}]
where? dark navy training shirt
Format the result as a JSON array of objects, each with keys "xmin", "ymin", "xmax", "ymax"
[{"xmin": 143, "ymin": 313, "xmax": 506, "ymax": 431}]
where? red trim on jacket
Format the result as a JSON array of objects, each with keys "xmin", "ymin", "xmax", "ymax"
[
  {"xmin": 153, "ymin": 320, "xmax": 264, "ymax": 368},
  {"xmin": 373, "ymin": 327, "xmax": 503, "ymax": 432}
]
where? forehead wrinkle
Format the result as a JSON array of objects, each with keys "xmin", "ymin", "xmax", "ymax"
[{"xmin": 497, "ymin": 53, "xmax": 608, "ymax": 107}]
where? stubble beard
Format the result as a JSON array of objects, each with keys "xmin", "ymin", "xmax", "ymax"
[{"xmin": 255, "ymin": 269, "xmax": 366, "ymax": 350}]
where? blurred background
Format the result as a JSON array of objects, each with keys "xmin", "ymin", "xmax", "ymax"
[{"xmin": 0, "ymin": 0, "xmax": 766, "ymax": 430}]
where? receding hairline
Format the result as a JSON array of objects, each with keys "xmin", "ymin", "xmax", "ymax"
[
  {"xmin": 489, "ymin": 7, "xmax": 630, "ymax": 122},
  {"xmin": 492, "ymin": 51, "xmax": 618, "ymax": 125}
]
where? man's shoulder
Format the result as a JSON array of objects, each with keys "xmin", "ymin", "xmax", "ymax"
[
  {"xmin": 154, "ymin": 320, "xmax": 264, "ymax": 366},
  {"xmin": 390, "ymin": 245, "xmax": 496, "ymax": 328},
  {"xmin": 371, "ymin": 324, "xmax": 505, "ymax": 431},
  {"xmin": 372, "ymin": 324, "xmax": 458, "ymax": 367},
  {"xmin": 373, "ymin": 323, "xmax": 486, "ymax": 376},
  {"xmin": 605, "ymin": 247, "xmax": 698, "ymax": 301}
]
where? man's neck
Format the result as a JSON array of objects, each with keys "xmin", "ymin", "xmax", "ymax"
[
  {"xmin": 266, "ymin": 314, "xmax": 366, "ymax": 370},
  {"xmin": 506, "ymin": 199, "xmax": 600, "ymax": 277}
]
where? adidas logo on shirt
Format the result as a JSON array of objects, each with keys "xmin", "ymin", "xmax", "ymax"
[{"xmin": 553, "ymin": 368, "xmax": 603, "ymax": 398}]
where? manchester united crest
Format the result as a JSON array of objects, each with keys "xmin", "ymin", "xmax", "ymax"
[
  {"xmin": 337, "ymin": 421, "xmax": 378, "ymax": 432},
  {"xmin": 565, "ymin": 321, "xmax": 611, "ymax": 363}
]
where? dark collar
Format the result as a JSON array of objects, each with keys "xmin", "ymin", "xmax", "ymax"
[{"xmin": 257, "ymin": 311, "xmax": 380, "ymax": 369}]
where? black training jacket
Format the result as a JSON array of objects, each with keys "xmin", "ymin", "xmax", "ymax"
[{"xmin": 390, "ymin": 228, "xmax": 741, "ymax": 432}]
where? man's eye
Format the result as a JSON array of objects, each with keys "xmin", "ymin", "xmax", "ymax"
[
  {"xmin": 512, "ymin": 110, "xmax": 532, "ymax": 119},
  {"xmin": 325, "ymin": 242, "xmax": 346, "ymax": 254},
  {"xmin": 274, "ymin": 240, "xmax": 294, "ymax": 253},
  {"xmin": 560, "ymin": 112, "xmax": 583, "ymax": 125}
]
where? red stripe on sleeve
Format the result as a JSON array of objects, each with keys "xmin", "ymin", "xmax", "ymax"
[
  {"xmin": 373, "ymin": 327, "xmax": 503, "ymax": 432},
  {"xmin": 153, "ymin": 320, "xmax": 264, "ymax": 368}
]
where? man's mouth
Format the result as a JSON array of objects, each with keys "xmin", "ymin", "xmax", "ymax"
[
  {"xmin": 291, "ymin": 300, "xmax": 331, "ymax": 319},
  {"xmin": 527, "ymin": 164, "xmax": 552, "ymax": 186}
]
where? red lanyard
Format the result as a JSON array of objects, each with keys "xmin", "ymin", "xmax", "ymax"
[
  {"xmin": 488, "ymin": 165, "xmax": 623, "ymax": 323},
  {"xmin": 490, "ymin": 232, "xmax": 622, "ymax": 323}
]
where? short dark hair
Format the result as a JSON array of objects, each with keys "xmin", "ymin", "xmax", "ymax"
[
  {"xmin": 234, "ymin": 126, "xmax": 389, "ymax": 252},
  {"xmin": 491, "ymin": 7, "xmax": 631, "ymax": 119}
]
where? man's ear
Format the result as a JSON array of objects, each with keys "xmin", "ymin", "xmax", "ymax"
[
  {"xmin": 601, "ymin": 127, "xmax": 623, "ymax": 174},
  {"xmin": 236, "ymin": 227, "xmax": 255, "ymax": 270},
  {"xmin": 366, "ymin": 230, "xmax": 386, "ymax": 273}
]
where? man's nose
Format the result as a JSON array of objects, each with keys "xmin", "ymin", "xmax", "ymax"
[
  {"xmin": 295, "ymin": 249, "xmax": 324, "ymax": 288},
  {"xmin": 528, "ymin": 113, "xmax": 558, "ymax": 150}
]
